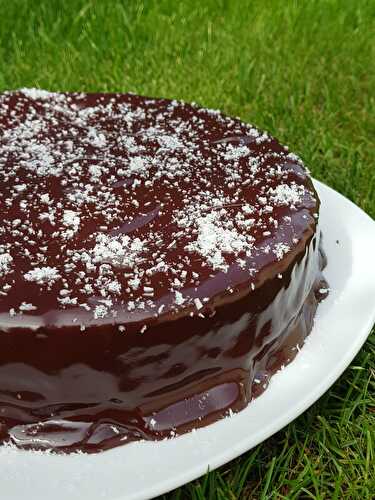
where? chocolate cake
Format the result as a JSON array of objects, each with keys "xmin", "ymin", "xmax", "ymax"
[{"xmin": 0, "ymin": 89, "xmax": 327, "ymax": 453}]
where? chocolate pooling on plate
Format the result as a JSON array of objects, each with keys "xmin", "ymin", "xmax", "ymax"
[{"xmin": 0, "ymin": 89, "xmax": 327, "ymax": 452}]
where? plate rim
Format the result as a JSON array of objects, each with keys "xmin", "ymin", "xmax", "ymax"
[{"xmin": 137, "ymin": 178, "xmax": 375, "ymax": 499}]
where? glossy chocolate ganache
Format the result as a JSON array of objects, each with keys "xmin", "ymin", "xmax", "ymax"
[{"xmin": 0, "ymin": 89, "xmax": 327, "ymax": 453}]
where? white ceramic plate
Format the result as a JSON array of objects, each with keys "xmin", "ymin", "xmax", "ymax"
[{"xmin": 1, "ymin": 180, "xmax": 374, "ymax": 500}]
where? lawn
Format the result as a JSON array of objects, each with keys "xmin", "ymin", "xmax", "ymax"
[{"xmin": 0, "ymin": 0, "xmax": 374, "ymax": 498}]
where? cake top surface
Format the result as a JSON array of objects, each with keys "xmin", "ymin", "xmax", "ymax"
[{"xmin": 0, "ymin": 89, "xmax": 318, "ymax": 330}]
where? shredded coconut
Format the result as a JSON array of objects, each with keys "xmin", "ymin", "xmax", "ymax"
[
  {"xmin": 24, "ymin": 267, "xmax": 61, "ymax": 285},
  {"xmin": 0, "ymin": 252, "xmax": 13, "ymax": 277}
]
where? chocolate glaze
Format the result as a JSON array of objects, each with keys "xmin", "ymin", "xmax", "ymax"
[{"xmin": 0, "ymin": 90, "xmax": 327, "ymax": 453}]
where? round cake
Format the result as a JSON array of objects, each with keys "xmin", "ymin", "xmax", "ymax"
[{"xmin": 0, "ymin": 89, "xmax": 327, "ymax": 453}]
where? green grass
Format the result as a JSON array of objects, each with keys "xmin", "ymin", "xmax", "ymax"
[{"xmin": 0, "ymin": 0, "xmax": 374, "ymax": 497}]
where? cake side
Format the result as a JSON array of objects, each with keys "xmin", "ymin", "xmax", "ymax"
[
  {"xmin": 0, "ymin": 232, "xmax": 327, "ymax": 452},
  {"xmin": 0, "ymin": 90, "xmax": 327, "ymax": 452}
]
